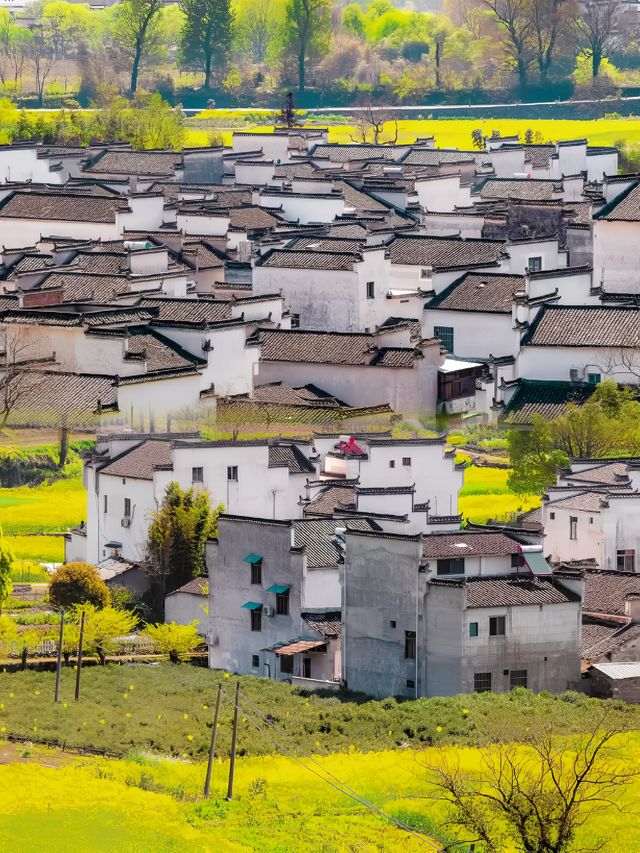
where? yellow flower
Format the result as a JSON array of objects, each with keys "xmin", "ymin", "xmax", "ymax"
[
  {"xmin": 8, "ymin": 693, "xmax": 13, "ymax": 699},
  {"xmin": 181, "ymin": 753, "xmax": 188, "ymax": 759},
  {"xmin": 0, "ymin": 726, "xmax": 6, "ymax": 733},
  {"xmin": 82, "ymin": 722, "xmax": 87, "ymax": 727},
  {"xmin": 314, "ymin": 741, "xmax": 321, "ymax": 748},
  {"xmin": 129, "ymin": 684, "xmax": 135, "ymax": 690},
  {"xmin": 73, "ymin": 666, "xmax": 77, "ymax": 671},
  {"xmin": 99, "ymin": 719, "xmax": 105, "ymax": 725},
  {"xmin": 186, "ymin": 734, "xmax": 193, "ymax": 741},
  {"xmin": 157, "ymin": 714, "xmax": 162, "ymax": 720},
  {"xmin": 201, "ymin": 705, "xmax": 208, "ymax": 710},
  {"xmin": 223, "ymin": 673, "xmax": 230, "ymax": 679},
  {"xmin": 33, "ymin": 726, "xmax": 38, "ymax": 732},
  {"xmin": 436, "ymin": 726, "xmax": 443, "ymax": 733},
  {"xmin": 34, "ymin": 690, "xmax": 40, "ymax": 696},
  {"xmin": 388, "ymin": 729, "xmax": 392, "ymax": 736},
  {"xmin": 125, "ymin": 712, "xmax": 132, "ymax": 718},
  {"xmin": 123, "ymin": 693, "xmax": 128, "ymax": 699},
  {"xmin": 63, "ymin": 703, "xmax": 68, "ymax": 709},
  {"xmin": 183, "ymin": 713, "xmax": 188, "ymax": 720},
  {"xmin": 0, "ymin": 704, "xmax": 3, "ymax": 709},
  {"xmin": 463, "ymin": 708, "xmax": 469, "ymax": 715}
]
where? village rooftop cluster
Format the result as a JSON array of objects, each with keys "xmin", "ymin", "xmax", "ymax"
[{"xmin": 3, "ymin": 129, "xmax": 640, "ymax": 699}]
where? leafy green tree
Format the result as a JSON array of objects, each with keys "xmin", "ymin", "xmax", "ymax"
[
  {"xmin": 0, "ymin": 528, "xmax": 13, "ymax": 612},
  {"xmin": 0, "ymin": 9, "xmax": 32, "ymax": 89},
  {"xmin": 110, "ymin": 0, "xmax": 164, "ymax": 93},
  {"xmin": 142, "ymin": 620, "xmax": 202, "ymax": 662},
  {"xmin": 179, "ymin": 0, "xmax": 232, "ymax": 89},
  {"xmin": 68, "ymin": 602, "xmax": 137, "ymax": 664},
  {"xmin": 144, "ymin": 482, "xmax": 221, "ymax": 618},
  {"xmin": 49, "ymin": 562, "xmax": 110, "ymax": 609},
  {"xmin": 507, "ymin": 416, "xmax": 568, "ymax": 495},
  {"xmin": 284, "ymin": 0, "xmax": 332, "ymax": 93}
]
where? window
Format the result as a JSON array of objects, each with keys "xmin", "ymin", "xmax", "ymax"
[
  {"xmin": 250, "ymin": 560, "xmax": 262, "ymax": 585},
  {"xmin": 489, "ymin": 616, "xmax": 506, "ymax": 636},
  {"xmin": 617, "ymin": 549, "xmax": 636, "ymax": 572},
  {"xmin": 527, "ymin": 256, "xmax": 542, "ymax": 272},
  {"xmin": 402, "ymin": 457, "xmax": 412, "ymax": 467},
  {"xmin": 404, "ymin": 630, "xmax": 416, "ymax": 660},
  {"xmin": 511, "ymin": 553, "xmax": 525, "ymax": 568},
  {"xmin": 366, "ymin": 280, "xmax": 375, "ymax": 299},
  {"xmin": 589, "ymin": 517, "xmax": 594, "ymax": 524},
  {"xmin": 569, "ymin": 516, "xmax": 578, "ymax": 540},
  {"xmin": 390, "ymin": 620, "xmax": 396, "ymax": 629},
  {"xmin": 251, "ymin": 654, "xmax": 260, "ymax": 669},
  {"xmin": 587, "ymin": 372, "xmax": 601, "ymax": 385},
  {"xmin": 227, "ymin": 465, "xmax": 238, "ymax": 481},
  {"xmin": 250, "ymin": 607, "xmax": 262, "ymax": 632},
  {"xmin": 406, "ymin": 679, "xmax": 415, "ymax": 689},
  {"xmin": 510, "ymin": 669, "xmax": 528, "ymax": 689},
  {"xmin": 436, "ymin": 558, "xmax": 465, "ymax": 576},
  {"xmin": 474, "ymin": 672, "xmax": 492, "ymax": 693},
  {"xmin": 420, "ymin": 267, "xmax": 432, "ymax": 280},
  {"xmin": 434, "ymin": 325, "xmax": 454, "ymax": 353},
  {"xmin": 389, "ymin": 460, "xmax": 395, "ymax": 469},
  {"xmin": 280, "ymin": 655, "xmax": 293, "ymax": 674},
  {"xmin": 192, "ymin": 466, "xmax": 204, "ymax": 483},
  {"xmin": 123, "ymin": 498, "xmax": 131, "ymax": 518},
  {"xmin": 103, "ymin": 494, "xmax": 108, "ymax": 514},
  {"xmin": 469, "ymin": 622, "xmax": 478, "ymax": 638},
  {"xmin": 276, "ymin": 591, "xmax": 289, "ymax": 616},
  {"xmin": 549, "ymin": 512, "xmax": 555, "ymax": 520}
]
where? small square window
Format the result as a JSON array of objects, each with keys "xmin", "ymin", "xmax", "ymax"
[
  {"xmin": 434, "ymin": 325, "xmax": 454, "ymax": 353},
  {"xmin": 192, "ymin": 466, "xmax": 204, "ymax": 483},
  {"xmin": 390, "ymin": 620, "xmax": 396, "ymax": 629},
  {"xmin": 251, "ymin": 654, "xmax": 260, "ymax": 668},
  {"xmin": 227, "ymin": 465, "xmax": 238, "ymax": 481},
  {"xmin": 389, "ymin": 460, "xmax": 395, "ymax": 469},
  {"xmin": 511, "ymin": 553, "xmax": 524, "ymax": 568},
  {"xmin": 489, "ymin": 616, "xmax": 506, "ymax": 636},
  {"xmin": 404, "ymin": 630, "xmax": 416, "ymax": 660},
  {"xmin": 549, "ymin": 512, "xmax": 555, "ymax": 520},
  {"xmin": 402, "ymin": 457, "xmax": 411, "ymax": 467},
  {"xmin": 588, "ymin": 372, "xmax": 601, "ymax": 385},
  {"xmin": 406, "ymin": 679, "xmax": 415, "ymax": 689},
  {"xmin": 366, "ymin": 281, "xmax": 375, "ymax": 299},
  {"xmin": 469, "ymin": 622, "xmax": 478, "ymax": 638},
  {"xmin": 437, "ymin": 558, "xmax": 465, "ymax": 576},
  {"xmin": 474, "ymin": 672, "xmax": 492, "ymax": 693},
  {"xmin": 617, "ymin": 549, "xmax": 635, "ymax": 572},
  {"xmin": 420, "ymin": 268, "xmax": 431, "ymax": 279},
  {"xmin": 527, "ymin": 256, "xmax": 542, "ymax": 272},
  {"xmin": 510, "ymin": 669, "xmax": 528, "ymax": 688},
  {"xmin": 250, "ymin": 560, "xmax": 262, "ymax": 585}
]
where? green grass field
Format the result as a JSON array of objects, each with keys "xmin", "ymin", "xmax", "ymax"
[{"xmin": 185, "ymin": 114, "xmax": 640, "ymax": 150}]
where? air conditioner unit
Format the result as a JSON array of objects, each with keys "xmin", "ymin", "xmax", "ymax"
[
  {"xmin": 121, "ymin": 518, "xmax": 131, "ymax": 528},
  {"xmin": 264, "ymin": 605, "xmax": 275, "ymax": 617},
  {"xmin": 569, "ymin": 368, "xmax": 584, "ymax": 382},
  {"xmin": 203, "ymin": 340, "xmax": 213, "ymax": 352}
]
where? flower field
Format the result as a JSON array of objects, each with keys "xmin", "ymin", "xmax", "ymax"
[{"xmin": 458, "ymin": 465, "xmax": 539, "ymax": 524}]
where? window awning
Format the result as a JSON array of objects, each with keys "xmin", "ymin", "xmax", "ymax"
[
  {"xmin": 264, "ymin": 639, "xmax": 327, "ymax": 655},
  {"xmin": 521, "ymin": 548, "xmax": 553, "ymax": 576},
  {"xmin": 242, "ymin": 553, "xmax": 262, "ymax": 564},
  {"xmin": 266, "ymin": 584, "xmax": 290, "ymax": 594},
  {"xmin": 241, "ymin": 601, "xmax": 263, "ymax": 610}
]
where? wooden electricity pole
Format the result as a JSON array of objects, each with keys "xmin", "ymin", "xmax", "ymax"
[
  {"xmin": 203, "ymin": 683, "xmax": 223, "ymax": 797},
  {"xmin": 74, "ymin": 609, "xmax": 86, "ymax": 702},
  {"xmin": 225, "ymin": 682, "xmax": 240, "ymax": 801},
  {"xmin": 54, "ymin": 609, "xmax": 65, "ymax": 703}
]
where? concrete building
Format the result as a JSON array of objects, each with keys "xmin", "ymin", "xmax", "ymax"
[{"xmin": 165, "ymin": 577, "xmax": 208, "ymax": 632}]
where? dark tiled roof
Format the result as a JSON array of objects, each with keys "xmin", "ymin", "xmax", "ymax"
[
  {"xmin": 583, "ymin": 569, "xmax": 640, "ymax": 616},
  {"xmin": 387, "ymin": 236, "xmax": 505, "ymax": 269},
  {"xmin": 70, "ymin": 252, "xmax": 129, "ymax": 275},
  {"xmin": 0, "ymin": 191, "xmax": 128, "ymax": 222},
  {"xmin": 479, "ymin": 178, "xmax": 561, "ymax": 201},
  {"xmin": 461, "ymin": 574, "xmax": 580, "ymax": 607},
  {"xmin": 5, "ymin": 370, "xmax": 117, "ymax": 426},
  {"xmin": 595, "ymin": 181, "xmax": 640, "ymax": 221},
  {"xmin": 423, "ymin": 531, "xmax": 520, "ymax": 558},
  {"xmin": 85, "ymin": 150, "xmax": 180, "ymax": 176},
  {"xmin": 402, "ymin": 149, "xmax": 479, "ymax": 166},
  {"xmin": 259, "ymin": 329, "xmax": 417, "ymax": 368},
  {"xmin": 38, "ymin": 272, "xmax": 130, "ymax": 302},
  {"xmin": 253, "ymin": 383, "xmax": 343, "ymax": 408},
  {"xmin": 268, "ymin": 444, "xmax": 316, "ymax": 474},
  {"xmin": 427, "ymin": 272, "xmax": 525, "ymax": 313},
  {"xmin": 522, "ymin": 306, "xmax": 640, "ymax": 347},
  {"xmin": 140, "ymin": 296, "xmax": 231, "ymax": 325},
  {"xmin": 564, "ymin": 462, "xmax": 632, "ymax": 486},
  {"xmin": 524, "ymin": 145, "xmax": 555, "ymax": 168},
  {"xmin": 501, "ymin": 380, "xmax": 597, "ymax": 425},
  {"xmin": 171, "ymin": 577, "xmax": 208, "ymax": 596},
  {"xmin": 311, "ymin": 144, "xmax": 399, "ymax": 162},
  {"xmin": 127, "ymin": 328, "xmax": 204, "ymax": 372},
  {"xmin": 287, "ymin": 236, "xmax": 365, "ymax": 253},
  {"xmin": 548, "ymin": 491, "xmax": 606, "ymax": 512},
  {"xmin": 101, "ymin": 439, "xmax": 173, "ymax": 480},
  {"xmin": 258, "ymin": 249, "xmax": 359, "ymax": 271},
  {"xmin": 303, "ymin": 612, "xmax": 342, "ymax": 637},
  {"xmin": 181, "ymin": 241, "xmax": 226, "ymax": 270},
  {"xmin": 582, "ymin": 616, "xmax": 640, "ymax": 659},
  {"xmin": 339, "ymin": 182, "xmax": 390, "ymax": 213},
  {"xmin": 229, "ymin": 206, "xmax": 280, "ymax": 230},
  {"xmin": 304, "ymin": 485, "xmax": 357, "ymax": 516},
  {"xmin": 293, "ymin": 517, "xmax": 376, "ymax": 567}
]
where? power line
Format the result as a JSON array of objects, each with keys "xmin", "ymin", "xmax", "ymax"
[{"xmin": 218, "ymin": 689, "xmax": 438, "ymax": 849}]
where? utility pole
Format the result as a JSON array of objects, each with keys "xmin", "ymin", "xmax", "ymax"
[
  {"xmin": 74, "ymin": 609, "xmax": 85, "ymax": 702},
  {"xmin": 203, "ymin": 683, "xmax": 222, "ymax": 797},
  {"xmin": 225, "ymin": 682, "xmax": 240, "ymax": 801},
  {"xmin": 54, "ymin": 609, "xmax": 65, "ymax": 703}
]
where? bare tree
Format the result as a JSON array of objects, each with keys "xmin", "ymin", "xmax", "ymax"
[
  {"xmin": 29, "ymin": 23, "xmax": 57, "ymax": 107},
  {"xmin": 576, "ymin": 0, "xmax": 621, "ymax": 78},
  {"xmin": 425, "ymin": 708, "xmax": 638, "ymax": 852},
  {"xmin": 0, "ymin": 329, "xmax": 47, "ymax": 430},
  {"xmin": 530, "ymin": 0, "xmax": 577, "ymax": 84},
  {"xmin": 350, "ymin": 106, "xmax": 398, "ymax": 145},
  {"xmin": 483, "ymin": 0, "xmax": 534, "ymax": 86}
]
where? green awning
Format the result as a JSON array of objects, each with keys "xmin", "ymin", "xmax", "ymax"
[
  {"xmin": 241, "ymin": 601, "xmax": 263, "ymax": 610},
  {"xmin": 523, "ymin": 550, "xmax": 552, "ymax": 576},
  {"xmin": 266, "ymin": 584, "xmax": 290, "ymax": 594},
  {"xmin": 242, "ymin": 553, "xmax": 262, "ymax": 564}
]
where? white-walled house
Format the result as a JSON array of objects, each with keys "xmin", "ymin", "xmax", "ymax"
[
  {"xmin": 342, "ymin": 528, "xmax": 582, "ymax": 698},
  {"xmin": 165, "ymin": 577, "xmax": 208, "ymax": 632},
  {"xmin": 593, "ymin": 181, "xmax": 640, "ymax": 295}
]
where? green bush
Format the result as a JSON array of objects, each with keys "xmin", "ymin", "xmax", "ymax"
[{"xmin": 49, "ymin": 562, "xmax": 110, "ymax": 609}]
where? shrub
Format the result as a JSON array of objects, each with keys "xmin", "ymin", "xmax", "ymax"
[
  {"xmin": 142, "ymin": 621, "xmax": 202, "ymax": 663},
  {"xmin": 68, "ymin": 603, "xmax": 137, "ymax": 665},
  {"xmin": 49, "ymin": 562, "xmax": 110, "ymax": 609}
]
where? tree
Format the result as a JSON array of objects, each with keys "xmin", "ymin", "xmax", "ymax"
[
  {"xmin": 0, "ymin": 614, "xmax": 17, "ymax": 657},
  {"xmin": 110, "ymin": 0, "xmax": 164, "ymax": 93},
  {"xmin": 0, "ymin": 528, "xmax": 13, "ymax": 612},
  {"xmin": 68, "ymin": 602, "xmax": 137, "ymax": 664},
  {"xmin": 0, "ymin": 330, "xmax": 48, "ymax": 431},
  {"xmin": 142, "ymin": 620, "xmax": 202, "ymax": 662},
  {"xmin": 427, "ymin": 707, "xmax": 638, "ymax": 852},
  {"xmin": 0, "ymin": 10, "xmax": 32, "ymax": 88},
  {"xmin": 179, "ymin": 0, "xmax": 233, "ymax": 89},
  {"xmin": 285, "ymin": 0, "xmax": 332, "ymax": 94},
  {"xmin": 507, "ymin": 417, "xmax": 569, "ymax": 495},
  {"xmin": 575, "ymin": 0, "xmax": 620, "ymax": 78},
  {"xmin": 28, "ymin": 21, "xmax": 58, "ymax": 106},
  {"xmin": 144, "ymin": 482, "xmax": 221, "ymax": 619},
  {"xmin": 350, "ymin": 105, "xmax": 398, "ymax": 144},
  {"xmin": 235, "ymin": 0, "xmax": 285, "ymax": 65},
  {"xmin": 529, "ymin": 0, "xmax": 577, "ymax": 84},
  {"xmin": 275, "ymin": 90, "xmax": 299, "ymax": 127},
  {"xmin": 49, "ymin": 562, "xmax": 110, "ymax": 609},
  {"xmin": 482, "ymin": 0, "xmax": 533, "ymax": 86}
]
